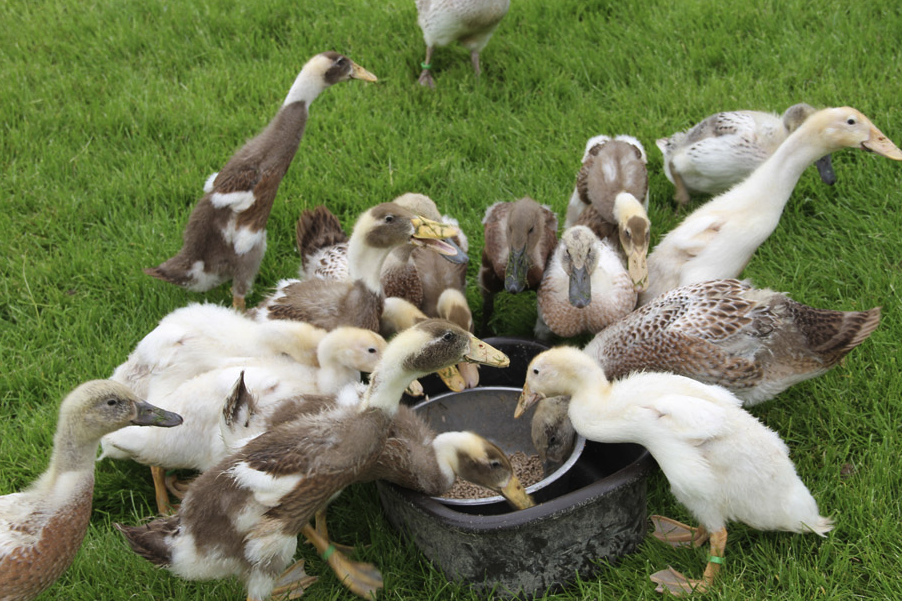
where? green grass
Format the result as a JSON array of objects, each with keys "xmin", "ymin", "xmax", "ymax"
[{"xmin": 2, "ymin": 0, "xmax": 901, "ymax": 599}]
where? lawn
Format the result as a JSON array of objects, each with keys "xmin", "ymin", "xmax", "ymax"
[{"xmin": 1, "ymin": 0, "xmax": 901, "ymax": 599}]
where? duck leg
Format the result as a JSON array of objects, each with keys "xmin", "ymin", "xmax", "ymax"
[
  {"xmin": 268, "ymin": 559, "xmax": 319, "ymax": 600},
  {"xmin": 669, "ymin": 162, "xmax": 691, "ymax": 208},
  {"xmin": 418, "ymin": 46, "xmax": 436, "ymax": 88},
  {"xmin": 233, "ymin": 294, "xmax": 247, "ymax": 312},
  {"xmin": 150, "ymin": 466, "xmax": 175, "ymax": 515},
  {"xmin": 650, "ymin": 527, "xmax": 727, "ymax": 596},
  {"xmin": 651, "ymin": 515, "xmax": 710, "ymax": 547},
  {"xmin": 471, "ymin": 50, "xmax": 481, "ymax": 76},
  {"xmin": 301, "ymin": 523, "xmax": 383, "ymax": 599},
  {"xmin": 314, "ymin": 509, "xmax": 358, "ymax": 555}
]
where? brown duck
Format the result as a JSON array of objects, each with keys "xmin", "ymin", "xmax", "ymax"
[
  {"xmin": 115, "ymin": 320, "xmax": 510, "ymax": 601},
  {"xmin": 144, "ymin": 52, "xmax": 377, "ymax": 310},
  {"xmin": 0, "ymin": 381, "xmax": 181, "ymax": 601},
  {"xmin": 479, "ymin": 196, "xmax": 558, "ymax": 334}
]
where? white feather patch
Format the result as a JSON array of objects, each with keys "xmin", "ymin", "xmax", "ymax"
[
  {"xmin": 203, "ymin": 172, "xmax": 219, "ymax": 194},
  {"xmin": 228, "ymin": 461, "xmax": 304, "ymax": 507},
  {"xmin": 211, "ymin": 190, "xmax": 256, "ymax": 212},
  {"xmin": 186, "ymin": 260, "xmax": 225, "ymax": 291},
  {"xmin": 221, "ymin": 221, "xmax": 267, "ymax": 256}
]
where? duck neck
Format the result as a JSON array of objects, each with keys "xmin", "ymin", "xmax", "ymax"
[
  {"xmin": 431, "ymin": 432, "xmax": 467, "ymax": 487},
  {"xmin": 729, "ymin": 120, "xmax": 831, "ymax": 213},
  {"xmin": 360, "ymin": 357, "xmax": 416, "ymax": 417},
  {"xmin": 284, "ymin": 64, "xmax": 328, "ymax": 107},
  {"xmin": 316, "ymin": 359, "xmax": 361, "ymax": 395},
  {"xmin": 347, "ymin": 234, "xmax": 395, "ymax": 293},
  {"xmin": 38, "ymin": 424, "xmax": 98, "ymax": 491}
]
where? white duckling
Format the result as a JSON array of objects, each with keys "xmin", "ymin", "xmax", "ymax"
[
  {"xmin": 657, "ymin": 103, "xmax": 837, "ymax": 206},
  {"xmin": 115, "ymin": 320, "xmax": 509, "ymax": 601},
  {"xmin": 564, "ymin": 134, "xmax": 651, "ymax": 291},
  {"xmin": 0, "ymin": 381, "xmax": 181, "ymax": 601},
  {"xmin": 415, "ymin": 0, "xmax": 510, "ymax": 88},
  {"xmin": 516, "ymin": 347, "xmax": 833, "ymax": 596},
  {"xmin": 143, "ymin": 53, "xmax": 377, "ymax": 310},
  {"xmin": 536, "ymin": 225, "xmax": 637, "ymax": 339},
  {"xmin": 101, "ymin": 327, "xmax": 386, "ymax": 513},
  {"xmin": 111, "ymin": 302, "xmax": 327, "ymax": 399},
  {"xmin": 640, "ymin": 107, "xmax": 902, "ymax": 305}
]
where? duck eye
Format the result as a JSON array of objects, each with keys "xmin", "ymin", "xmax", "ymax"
[
  {"xmin": 106, "ymin": 398, "xmax": 119, "ymax": 407},
  {"xmin": 847, "ymin": 118, "xmax": 856, "ymax": 125},
  {"xmin": 548, "ymin": 435, "xmax": 557, "ymax": 445},
  {"xmin": 532, "ymin": 368, "xmax": 539, "ymax": 375},
  {"xmin": 367, "ymin": 347, "xmax": 377, "ymax": 354},
  {"xmin": 528, "ymin": 226, "xmax": 535, "ymax": 234},
  {"xmin": 337, "ymin": 57, "xmax": 347, "ymax": 67},
  {"xmin": 442, "ymin": 331, "xmax": 454, "ymax": 341},
  {"xmin": 490, "ymin": 460, "xmax": 502, "ymax": 469},
  {"xmin": 384, "ymin": 215, "xmax": 394, "ymax": 223}
]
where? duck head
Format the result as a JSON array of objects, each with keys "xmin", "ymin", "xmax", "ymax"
[
  {"xmin": 530, "ymin": 395, "xmax": 577, "ymax": 471},
  {"xmin": 434, "ymin": 431, "xmax": 535, "ymax": 510},
  {"xmin": 319, "ymin": 327, "xmax": 387, "ymax": 374},
  {"xmin": 285, "ymin": 52, "xmax": 377, "ymax": 106},
  {"xmin": 559, "ymin": 226, "xmax": 599, "ymax": 308},
  {"xmin": 392, "ymin": 193, "xmax": 468, "ymax": 264},
  {"xmin": 356, "ymin": 202, "xmax": 461, "ymax": 257},
  {"xmin": 613, "ymin": 193, "xmax": 650, "ymax": 292},
  {"xmin": 515, "ymin": 347, "xmax": 600, "ymax": 418},
  {"xmin": 504, "ymin": 197, "xmax": 548, "ymax": 293},
  {"xmin": 808, "ymin": 107, "xmax": 902, "ymax": 160}
]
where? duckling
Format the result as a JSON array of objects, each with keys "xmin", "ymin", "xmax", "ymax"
[
  {"xmin": 658, "ymin": 103, "xmax": 837, "ymax": 207},
  {"xmin": 564, "ymin": 135, "xmax": 651, "ymax": 291},
  {"xmin": 102, "ymin": 327, "xmax": 386, "ymax": 514},
  {"xmin": 144, "ymin": 53, "xmax": 377, "ymax": 310},
  {"xmin": 415, "ymin": 0, "xmax": 510, "ymax": 88},
  {"xmin": 536, "ymin": 225, "xmax": 637, "ymax": 339},
  {"xmin": 640, "ymin": 107, "xmax": 902, "ymax": 305},
  {"xmin": 111, "ymin": 302, "xmax": 328, "ymax": 399},
  {"xmin": 479, "ymin": 196, "xmax": 558, "ymax": 334},
  {"xmin": 256, "ymin": 201, "xmax": 460, "ymax": 331},
  {"xmin": 516, "ymin": 347, "xmax": 833, "ymax": 595},
  {"xmin": 530, "ymin": 395, "xmax": 576, "ymax": 468},
  {"xmin": 115, "ymin": 320, "xmax": 509, "ymax": 601},
  {"xmin": 0, "ymin": 381, "xmax": 181, "ymax": 601},
  {"xmin": 585, "ymin": 278, "xmax": 881, "ymax": 405}
]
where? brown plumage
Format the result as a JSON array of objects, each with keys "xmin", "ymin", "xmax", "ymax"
[
  {"xmin": 295, "ymin": 205, "xmax": 350, "ymax": 281},
  {"xmin": 115, "ymin": 320, "xmax": 509, "ymax": 601},
  {"xmin": 479, "ymin": 196, "xmax": 558, "ymax": 334},
  {"xmin": 583, "ymin": 279, "xmax": 881, "ymax": 405},
  {"xmin": 0, "ymin": 381, "xmax": 181, "ymax": 601},
  {"xmin": 144, "ymin": 52, "xmax": 377, "ymax": 310},
  {"xmin": 256, "ymin": 201, "xmax": 459, "ymax": 331}
]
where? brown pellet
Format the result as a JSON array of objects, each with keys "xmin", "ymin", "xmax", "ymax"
[{"xmin": 443, "ymin": 451, "xmax": 544, "ymax": 500}]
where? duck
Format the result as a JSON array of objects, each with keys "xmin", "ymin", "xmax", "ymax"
[
  {"xmin": 585, "ymin": 278, "xmax": 881, "ymax": 406},
  {"xmin": 217, "ymin": 366, "xmax": 532, "ymax": 598},
  {"xmin": 415, "ymin": 0, "xmax": 511, "ymax": 88},
  {"xmin": 102, "ymin": 327, "xmax": 386, "ymax": 514},
  {"xmin": 479, "ymin": 196, "xmax": 558, "ymax": 334},
  {"xmin": 0, "ymin": 380, "xmax": 181, "ymax": 601},
  {"xmin": 143, "ymin": 52, "xmax": 377, "ymax": 310},
  {"xmin": 563, "ymin": 135, "xmax": 651, "ymax": 291},
  {"xmin": 640, "ymin": 107, "xmax": 902, "ymax": 306},
  {"xmin": 529, "ymin": 395, "xmax": 576, "ymax": 468},
  {"xmin": 657, "ymin": 103, "xmax": 837, "ymax": 207},
  {"xmin": 111, "ymin": 302, "xmax": 329, "ymax": 399},
  {"xmin": 115, "ymin": 320, "xmax": 510, "ymax": 601},
  {"xmin": 380, "ymin": 194, "xmax": 477, "ymax": 388},
  {"xmin": 295, "ymin": 204, "xmax": 350, "ymax": 282},
  {"xmin": 516, "ymin": 347, "xmax": 833, "ymax": 595},
  {"xmin": 255, "ymin": 201, "xmax": 460, "ymax": 331},
  {"xmin": 535, "ymin": 225, "xmax": 637, "ymax": 339}
]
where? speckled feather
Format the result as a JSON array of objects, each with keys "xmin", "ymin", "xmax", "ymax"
[{"xmin": 584, "ymin": 279, "xmax": 881, "ymax": 405}]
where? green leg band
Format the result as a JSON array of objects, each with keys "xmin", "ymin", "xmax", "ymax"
[
  {"xmin": 707, "ymin": 555, "xmax": 724, "ymax": 564},
  {"xmin": 321, "ymin": 543, "xmax": 337, "ymax": 561},
  {"xmin": 421, "ymin": 62, "xmax": 431, "ymax": 69}
]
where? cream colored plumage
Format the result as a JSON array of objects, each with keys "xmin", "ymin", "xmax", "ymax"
[
  {"xmin": 536, "ymin": 225, "xmax": 637, "ymax": 339},
  {"xmin": 657, "ymin": 103, "xmax": 836, "ymax": 206},
  {"xmin": 641, "ymin": 107, "xmax": 902, "ymax": 305},
  {"xmin": 516, "ymin": 347, "xmax": 832, "ymax": 595}
]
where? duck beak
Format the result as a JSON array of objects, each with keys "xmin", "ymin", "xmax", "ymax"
[
  {"xmin": 861, "ymin": 122, "xmax": 902, "ymax": 159},
  {"xmin": 457, "ymin": 361, "xmax": 480, "ymax": 388},
  {"xmin": 627, "ymin": 248, "xmax": 648, "ymax": 292},
  {"xmin": 504, "ymin": 246, "xmax": 528, "ymax": 293},
  {"xmin": 349, "ymin": 62, "xmax": 378, "ymax": 82},
  {"xmin": 814, "ymin": 154, "xmax": 837, "ymax": 185},
  {"xmin": 568, "ymin": 264, "xmax": 591, "ymax": 308},
  {"xmin": 409, "ymin": 216, "xmax": 461, "ymax": 256},
  {"xmin": 499, "ymin": 475, "xmax": 535, "ymax": 510},
  {"xmin": 514, "ymin": 383, "xmax": 544, "ymax": 419},
  {"xmin": 436, "ymin": 365, "xmax": 467, "ymax": 392},
  {"xmin": 463, "ymin": 334, "xmax": 509, "ymax": 367},
  {"xmin": 437, "ymin": 236, "xmax": 469, "ymax": 265},
  {"xmin": 130, "ymin": 400, "xmax": 183, "ymax": 428},
  {"xmin": 405, "ymin": 379, "xmax": 424, "ymax": 397}
]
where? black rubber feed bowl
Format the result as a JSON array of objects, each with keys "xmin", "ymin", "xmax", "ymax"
[{"xmin": 378, "ymin": 337, "xmax": 655, "ymax": 597}]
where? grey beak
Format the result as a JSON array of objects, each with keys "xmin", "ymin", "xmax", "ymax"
[
  {"xmin": 504, "ymin": 246, "xmax": 528, "ymax": 293},
  {"xmin": 130, "ymin": 400, "xmax": 183, "ymax": 428},
  {"xmin": 439, "ymin": 237, "xmax": 469, "ymax": 265},
  {"xmin": 568, "ymin": 264, "xmax": 591, "ymax": 308},
  {"xmin": 814, "ymin": 154, "xmax": 836, "ymax": 185}
]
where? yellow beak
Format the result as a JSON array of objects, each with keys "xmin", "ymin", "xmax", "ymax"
[
  {"xmin": 464, "ymin": 334, "xmax": 509, "ymax": 368},
  {"xmin": 514, "ymin": 382, "xmax": 544, "ymax": 419},
  {"xmin": 350, "ymin": 62, "xmax": 378, "ymax": 82},
  {"xmin": 499, "ymin": 475, "xmax": 535, "ymax": 510}
]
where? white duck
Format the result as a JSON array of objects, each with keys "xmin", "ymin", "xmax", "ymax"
[
  {"xmin": 536, "ymin": 225, "xmax": 637, "ymax": 339},
  {"xmin": 0, "ymin": 381, "xmax": 181, "ymax": 601},
  {"xmin": 101, "ymin": 327, "xmax": 386, "ymax": 513},
  {"xmin": 415, "ymin": 0, "xmax": 511, "ymax": 88},
  {"xmin": 657, "ymin": 103, "xmax": 837, "ymax": 206},
  {"xmin": 564, "ymin": 134, "xmax": 651, "ymax": 291},
  {"xmin": 111, "ymin": 302, "xmax": 327, "ymax": 399},
  {"xmin": 516, "ymin": 347, "xmax": 833, "ymax": 595},
  {"xmin": 640, "ymin": 107, "xmax": 902, "ymax": 305}
]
